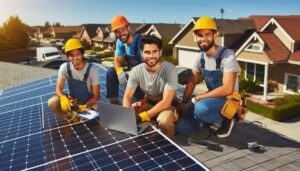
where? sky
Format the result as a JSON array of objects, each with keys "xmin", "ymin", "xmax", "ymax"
[{"xmin": 0, "ymin": 0, "xmax": 300, "ymax": 26}]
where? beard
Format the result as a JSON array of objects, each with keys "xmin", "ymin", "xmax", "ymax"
[
  {"xmin": 119, "ymin": 33, "xmax": 130, "ymax": 43},
  {"xmin": 145, "ymin": 58, "xmax": 160, "ymax": 68},
  {"xmin": 197, "ymin": 40, "xmax": 214, "ymax": 52}
]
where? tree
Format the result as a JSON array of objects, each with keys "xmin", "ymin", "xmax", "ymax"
[
  {"xmin": 53, "ymin": 22, "xmax": 62, "ymax": 27},
  {"xmin": 0, "ymin": 16, "xmax": 29, "ymax": 51},
  {"xmin": 81, "ymin": 39, "xmax": 91, "ymax": 50},
  {"xmin": 220, "ymin": 8, "xmax": 224, "ymax": 19},
  {"xmin": 44, "ymin": 21, "xmax": 50, "ymax": 28}
]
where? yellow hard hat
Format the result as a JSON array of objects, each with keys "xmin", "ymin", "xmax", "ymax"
[
  {"xmin": 111, "ymin": 15, "xmax": 129, "ymax": 31},
  {"xmin": 193, "ymin": 16, "xmax": 217, "ymax": 32},
  {"xmin": 64, "ymin": 38, "xmax": 83, "ymax": 53}
]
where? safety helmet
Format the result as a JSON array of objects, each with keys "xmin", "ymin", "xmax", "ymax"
[
  {"xmin": 111, "ymin": 15, "xmax": 129, "ymax": 31},
  {"xmin": 193, "ymin": 16, "xmax": 217, "ymax": 32},
  {"xmin": 64, "ymin": 38, "xmax": 83, "ymax": 53}
]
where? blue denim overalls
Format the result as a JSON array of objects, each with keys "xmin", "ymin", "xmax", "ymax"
[
  {"xmin": 67, "ymin": 62, "xmax": 93, "ymax": 105},
  {"xmin": 176, "ymin": 47, "xmax": 228, "ymax": 134}
]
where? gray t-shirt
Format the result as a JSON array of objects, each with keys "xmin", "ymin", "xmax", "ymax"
[
  {"xmin": 193, "ymin": 47, "xmax": 239, "ymax": 91},
  {"xmin": 127, "ymin": 61, "xmax": 178, "ymax": 96},
  {"xmin": 58, "ymin": 62, "xmax": 100, "ymax": 92}
]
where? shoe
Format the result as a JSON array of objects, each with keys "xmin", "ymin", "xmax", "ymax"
[
  {"xmin": 216, "ymin": 118, "xmax": 235, "ymax": 138},
  {"xmin": 209, "ymin": 123, "xmax": 221, "ymax": 131}
]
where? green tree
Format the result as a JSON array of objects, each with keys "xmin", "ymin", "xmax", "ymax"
[
  {"xmin": 53, "ymin": 22, "xmax": 61, "ymax": 27},
  {"xmin": 1, "ymin": 16, "xmax": 29, "ymax": 51},
  {"xmin": 44, "ymin": 21, "xmax": 50, "ymax": 28},
  {"xmin": 81, "ymin": 39, "xmax": 91, "ymax": 50}
]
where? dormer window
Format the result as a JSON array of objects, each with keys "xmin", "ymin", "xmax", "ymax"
[{"xmin": 245, "ymin": 43, "xmax": 263, "ymax": 52}]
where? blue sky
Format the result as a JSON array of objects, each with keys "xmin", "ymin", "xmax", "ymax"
[{"xmin": 0, "ymin": 0, "xmax": 299, "ymax": 26}]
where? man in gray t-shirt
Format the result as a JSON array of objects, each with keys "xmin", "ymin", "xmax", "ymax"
[
  {"xmin": 123, "ymin": 35, "xmax": 178, "ymax": 138},
  {"xmin": 48, "ymin": 38, "xmax": 100, "ymax": 122},
  {"xmin": 176, "ymin": 16, "xmax": 240, "ymax": 138}
]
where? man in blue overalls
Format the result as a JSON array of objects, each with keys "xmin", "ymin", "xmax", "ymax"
[
  {"xmin": 106, "ymin": 15, "xmax": 144, "ymax": 104},
  {"xmin": 48, "ymin": 38, "xmax": 100, "ymax": 122},
  {"xmin": 176, "ymin": 16, "xmax": 240, "ymax": 138}
]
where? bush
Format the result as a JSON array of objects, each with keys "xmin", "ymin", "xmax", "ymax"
[
  {"xmin": 161, "ymin": 55, "xmax": 178, "ymax": 65},
  {"xmin": 81, "ymin": 39, "xmax": 91, "ymax": 50},
  {"xmin": 272, "ymin": 103, "xmax": 300, "ymax": 121},
  {"xmin": 275, "ymin": 94, "xmax": 300, "ymax": 106},
  {"xmin": 101, "ymin": 51, "xmax": 114, "ymax": 58},
  {"xmin": 92, "ymin": 46, "xmax": 104, "ymax": 52},
  {"xmin": 239, "ymin": 77, "xmax": 261, "ymax": 93},
  {"xmin": 246, "ymin": 99, "xmax": 300, "ymax": 121}
]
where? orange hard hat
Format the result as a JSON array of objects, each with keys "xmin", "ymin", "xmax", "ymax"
[{"xmin": 111, "ymin": 15, "xmax": 129, "ymax": 31}]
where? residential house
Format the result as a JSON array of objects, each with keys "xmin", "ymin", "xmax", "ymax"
[
  {"xmin": 51, "ymin": 26, "xmax": 82, "ymax": 40},
  {"xmin": 32, "ymin": 26, "xmax": 52, "ymax": 39},
  {"xmin": 77, "ymin": 24, "xmax": 108, "ymax": 46},
  {"xmin": 92, "ymin": 25, "xmax": 110, "ymax": 48},
  {"xmin": 236, "ymin": 16, "xmax": 300, "ymax": 100},
  {"xmin": 169, "ymin": 17, "xmax": 255, "ymax": 69}
]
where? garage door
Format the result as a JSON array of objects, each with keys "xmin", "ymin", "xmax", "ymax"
[{"xmin": 178, "ymin": 48, "xmax": 200, "ymax": 69}]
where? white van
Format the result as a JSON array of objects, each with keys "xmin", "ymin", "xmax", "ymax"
[{"xmin": 36, "ymin": 47, "xmax": 61, "ymax": 61}]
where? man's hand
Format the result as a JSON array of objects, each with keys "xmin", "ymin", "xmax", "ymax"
[
  {"xmin": 116, "ymin": 68, "xmax": 128, "ymax": 85},
  {"xmin": 182, "ymin": 97, "xmax": 197, "ymax": 117},
  {"xmin": 60, "ymin": 95, "xmax": 71, "ymax": 112},
  {"xmin": 136, "ymin": 111, "xmax": 151, "ymax": 124}
]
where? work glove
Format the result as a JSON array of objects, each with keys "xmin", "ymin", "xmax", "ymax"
[
  {"xmin": 116, "ymin": 68, "xmax": 127, "ymax": 85},
  {"xmin": 60, "ymin": 95, "xmax": 71, "ymax": 112},
  {"xmin": 136, "ymin": 111, "xmax": 151, "ymax": 124},
  {"xmin": 182, "ymin": 97, "xmax": 197, "ymax": 117}
]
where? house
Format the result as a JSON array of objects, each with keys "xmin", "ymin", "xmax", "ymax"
[
  {"xmin": 169, "ymin": 17, "xmax": 255, "ymax": 69},
  {"xmin": 51, "ymin": 26, "xmax": 82, "ymax": 40},
  {"xmin": 92, "ymin": 25, "xmax": 110, "ymax": 48},
  {"xmin": 32, "ymin": 26, "xmax": 52, "ymax": 39},
  {"xmin": 77, "ymin": 24, "xmax": 108, "ymax": 46},
  {"xmin": 236, "ymin": 16, "xmax": 300, "ymax": 100}
]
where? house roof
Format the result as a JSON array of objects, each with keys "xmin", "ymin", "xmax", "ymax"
[
  {"xmin": 103, "ymin": 36, "xmax": 116, "ymax": 43},
  {"xmin": 239, "ymin": 15, "xmax": 300, "ymax": 31},
  {"xmin": 135, "ymin": 24, "xmax": 152, "ymax": 35},
  {"xmin": 275, "ymin": 18, "xmax": 300, "ymax": 41},
  {"xmin": 82, "ymin": 24, "xmax": 108, "ymax": 39},
  {"xmin": 148, "ymin": 23, "xmax": 184, "ymax": 39},
  {"xmin": 289, "ymin": 50, "xmax": 300, "ymax": 62},
  {"xmin": 51, "ymin": 26, "xmax": 82, "ymax": 34},
  {"xmin": 259, "ymin": 32, "xmax": 290, "ymax": 62}
]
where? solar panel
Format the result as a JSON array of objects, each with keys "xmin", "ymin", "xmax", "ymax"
[{"xmin": 0, "ymin": 63, "xmax": 209, "ymax": 170}]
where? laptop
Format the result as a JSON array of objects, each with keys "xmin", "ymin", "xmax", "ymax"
[{"xmin": 97, "ymin": 101, "xmax": 150, "ymax": 135}]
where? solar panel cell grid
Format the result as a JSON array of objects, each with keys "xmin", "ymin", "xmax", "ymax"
[{"xmin": 0, "ymin": 64, "xmax": 208, "ymax": 170}]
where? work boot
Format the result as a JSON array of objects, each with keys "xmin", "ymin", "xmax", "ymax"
[{"xmin": 215, "ymin": 118, "xmax": 235, "ymax": 138}]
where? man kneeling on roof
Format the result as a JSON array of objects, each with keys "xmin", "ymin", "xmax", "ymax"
[
  {"xmin": 123, "ymin": 35, "xmax": 178, "ymax": 138},
  {"xmin": 48, "ymin": 38, "xmax": 100, "ymax": 122},
  {"xmin": 176, "ymin": 16, "xmax": 242, "ymax": 138}
]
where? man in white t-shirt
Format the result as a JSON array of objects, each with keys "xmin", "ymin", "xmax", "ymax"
[
  {"xmin": 123, "ymin": 35, "xmax": 178, "ymax": 138},
  {"xmin": 176, "ymin": 16, "xmax": 239, "ymax": 138}
]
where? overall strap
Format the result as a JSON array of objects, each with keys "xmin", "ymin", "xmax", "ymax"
[
  {"xmin": 83, "ymin": 63, "xmax": 93, "ymax": 82},
  {"xmin": 67, "ymin": 62, "xmax": 73, "ymax": 78},
  {"xmin": 216, "ymin": 47, "xmax": 227, "ymax": 70},
  {"xmin": 200, "ymin": 52, "xmax": 205, "ymax": 70}
]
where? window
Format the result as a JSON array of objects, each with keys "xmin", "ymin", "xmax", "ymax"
[
  {"xmin": 246, "ymin": 63, "xmax": 265, "ymax": 84},
  {"xmin": 285, "ymin": 73, "xmax": 300, "ymax": 93},
  {"xmin": 245, "ymin": 43, "xmax": 262, "ymax": 52}
]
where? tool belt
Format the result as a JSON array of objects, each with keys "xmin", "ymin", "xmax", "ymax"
[{"xmin": 221, "ymin": 92, "xmax": 247, "ymax": 120}]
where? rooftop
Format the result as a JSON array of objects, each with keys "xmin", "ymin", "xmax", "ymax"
[{"xmin": 0, "ymin": 61, "xmax": 299, "ymax": 170}]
